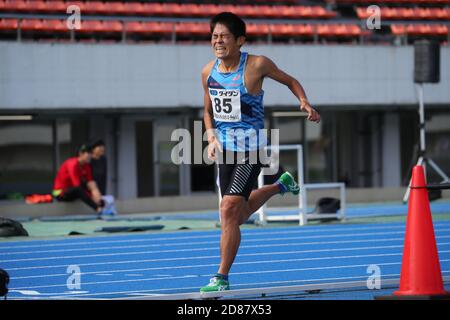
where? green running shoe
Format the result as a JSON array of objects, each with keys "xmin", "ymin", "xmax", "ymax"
[
  {"xmin": 200, "ymin": 276, "xmax": 230, "ymax": 293},
  {"xmin": 277, "ymin": 172, "xmax": 300, "ymax": 195}
]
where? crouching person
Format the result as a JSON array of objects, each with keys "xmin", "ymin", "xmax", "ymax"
[{"xmin": 52, "ymin": 144, "xmax": 104, "ymax": 214}]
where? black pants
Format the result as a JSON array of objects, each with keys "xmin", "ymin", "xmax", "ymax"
[{"xmin": 57, "ymin": 187, "xmax": 102, "ymax": 212}]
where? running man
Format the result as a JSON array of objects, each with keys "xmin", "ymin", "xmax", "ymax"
[{"xmin": 200, "ymin": 12, "xmax": 320, "ymax": 293}]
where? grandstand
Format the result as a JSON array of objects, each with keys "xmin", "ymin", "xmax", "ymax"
[{"xmin": 0, "ymin": 0, "xmax": 448, "ymax": 44}]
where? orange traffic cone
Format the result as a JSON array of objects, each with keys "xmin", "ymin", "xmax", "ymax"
[{"xmin": 392, "ymin": 165, "xmax": 449, "ymax": 298}]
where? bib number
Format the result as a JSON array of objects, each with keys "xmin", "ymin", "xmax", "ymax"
[{"xmin": 210, "ymin": 89, "xmax": 241, "ymax": 122}]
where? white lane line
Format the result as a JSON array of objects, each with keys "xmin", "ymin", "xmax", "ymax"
[
  {"xmin": 0, "ymin": 224, "xmax": 421, "ymax": 256},
  {"xmin": 7, "ymin": 237, "xmax": 450, "ymax": 271},
  {"xmin": 9, "ymin": 243, "xmax": 447, "ymax": 279},
  {"xmin": 12, "ymin": 259, "xmax": 450, "ymax": 291},
  {"xmin": 10, "ymin": 258, "xmax": 450, "ymax": 291},
  {"xmin": 3, "ymin": 222, "xmax": 450, "ymax": 250},
  {"xmin": 9, "ymin": 250, "xmax": 450, "ymax": 281},
  {"xmin": 3, "ymin": 230, "xmax": 450, "ymax": 263},
  {"xmin": 7, "ymin": 251, "xmax": 404, "ymax": 280},
  {"xmin": 22, "ymin": 271, "xmax": 450, "ymax": 300}
]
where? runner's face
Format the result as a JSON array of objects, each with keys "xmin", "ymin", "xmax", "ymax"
[{"xmin": 211, "ymin": 24, "xmax": 243, "ymax": 59}]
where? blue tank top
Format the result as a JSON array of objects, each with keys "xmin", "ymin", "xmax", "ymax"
[{"xmin": 207, "ymin": 52, "xmax": 266, "ymax": 152}]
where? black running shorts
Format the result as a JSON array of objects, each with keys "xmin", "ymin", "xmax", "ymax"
[{"xmin": 218, "ymin": 151, "xmax": 262, "ymax": 201}]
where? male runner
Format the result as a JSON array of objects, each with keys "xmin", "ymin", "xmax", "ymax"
[{"xmin": 201, "ymin": 12, "xmax": 320, "ymax": 293}]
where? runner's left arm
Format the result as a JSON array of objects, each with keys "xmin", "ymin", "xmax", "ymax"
[{"xmin": 260, "ymin": 56, "xmax": 320, "ymax": 123}]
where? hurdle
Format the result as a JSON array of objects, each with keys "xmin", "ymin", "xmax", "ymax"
[{"xmin": 256, "ymin": 144, "xmax": 346, "ymax": 226}]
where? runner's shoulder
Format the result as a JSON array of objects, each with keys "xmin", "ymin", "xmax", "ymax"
[
  {"xmin": 246, "ymin": 54, "xmax": 273, "ymax": 72},
  {"xmin": 201, "ymin": 60, "xmax": 216, "ymax": 77}
]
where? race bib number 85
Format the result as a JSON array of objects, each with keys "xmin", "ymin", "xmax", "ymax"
[{"xmin": 209, "ymin": 88, "xmax": 241, "ymax": 122}]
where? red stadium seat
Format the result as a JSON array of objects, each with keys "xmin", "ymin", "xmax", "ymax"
[
  {"xmin": 215, "ymin": 4, "xmax": 234, "ymax": 16},
  {"xmin": 176, "ymin": 22, "xmax": 209, "ymax": 36},
  {"xmin": 124, "ymin": 21, "xmax": 145, "ymax": 34},
  {"xmin": 246, "ymin": 23, "xmax": 270, "ymax": 37},
  {"xmin": 26, "ymin": 1, "xmax": 47, "ymax": 13},
  {"xmin": 141, "ymin": 3, "xmax": 164, "ymax": 16},
  {"xmin": 45, "ymin": 19, "xmax": 68, "ymax": 33},
  {"xmin": 391, "ymin": 24, "xmax": 448, "ymax": 36},
  {"xmin": 270, "ymin": 24, "xmax": 295, "ymax": 37},
  {"xmin": 179, "ymin": 4, "xmax": 203, "ymax": 18},
  {"xmin": 161, "ymin": 3, "xmax": 183, "ymax": 17},
  {"xmin": 254, "ymin": 5, "xmax": 273, "ymax": 18},
  {"xmin": 102, "ymin": 20, "xmax": 122, "ymax": 33},
  {"xmin": 133, "ymin": 21, "xmax": 173, "ymax": 35},
  {"xmin": 295, "ymin": 24, "xmax": 315, "ymax": 37},
  {"xmin": 0, "ymin": 18, "xmax": 18, "ymax": 30},
  {"xmin": 201, "ymin": 4, "xmax": 221, "ymax": 18},
  {"xmin": 2, "ymin": 0, "xmax": 27, "ymax": 12},
  {"xmin": 77, "ymin": 20, "xmax": 103, "ymax": 33},
  {"xmin": 80, "ymin": 1, "xmax": 107, "ymax": 15},
  {"xmin": 108, "ymin": 2, "xmax": 128, "ymax": 16},
  {"xmin": 125, "ymin": 3, "xmax": 146, "ymax": 16},
  {"xmin": 20, "ymin": 18, "xmax": 46, "ymax": 31}
]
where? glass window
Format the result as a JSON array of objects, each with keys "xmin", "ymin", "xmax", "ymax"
[{"xmin": 0, "ymin": 121, "xmax": 53, "ymax": 199}]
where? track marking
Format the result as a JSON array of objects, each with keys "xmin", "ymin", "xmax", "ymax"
[
  {"xmin": 10, "ymin": 246, "xmax": 450, "ymax": 280},
  {"xmin": 7, "ymin": 237, "xmax": 450, "ymax": 271},
  {"xmin": 3, "ymin": 231, "xmax": 450, "ymax": 263},
  {"xmin": 10, "ymin": 259, "xmax": 450, "ymax": 290},
  {"xmin": 3, "ymin": 222, "xmax": 450, "ymax": 250}
]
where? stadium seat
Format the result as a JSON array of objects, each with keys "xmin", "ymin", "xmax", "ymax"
[
  {"xmin": 179, "ymin": 4, "xmax": 204, "ymax": 18},
  {"xmin": 2, "ymin": 0, "xmax": 27, "ymax": 12},
  {"xmin": 45, "ymin": 19, "xmax": 68, "ymax": 33},
  {"xmin": 161, "ymin": 3, "xmax": 183, "ymax": 17},
  {"xmin": 246, "ymin": 23, "xmax": 270, "ymax": 37},
  {"xmin": 125, "ymin": 3, "xmax": 145, "ymax": 16},
  {"xmin": 101, "ymin": 20, "xmax": 122, "ymax": 33},
  {"xmin": 26, "ymin": 1, "xmax": 47, "ymax": 13},
  {"xmin": 175, "ymin": 22, "xmax": 209, "ymax": 36},
  {"xmin": 77, "ymin": 20, "xmax": 103, "ymax": 33},
  {"xmin": 391, "ymin": 24, "xmax": 448, "ymax": 36},
  {"xmin": 141, "ymin": 3, "xmax": 164, "ymax": 16},
  {"xmin": 108, "ymin": 2, "xmax": 128, "ymax": 16},
  {"xmin": 79, "ymin": 1, "xmax": 107, "ymax": 15},
  {"xmin": 0, "ymin": 18, "xmax": 18, "ymax": 30},
  {"xmin": 20, "ymin": 18, "xmax": 46, "ymax": 31},
  {"xmin": 270, "ymin": 24, "xmax": 296, "ymax": 36}
]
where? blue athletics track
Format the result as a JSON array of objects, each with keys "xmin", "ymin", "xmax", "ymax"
[{"xmin": 1, "ymin": 219, "xmax": 450, "ymax": 300}]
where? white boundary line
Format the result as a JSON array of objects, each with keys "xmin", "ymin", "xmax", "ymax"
[
  {"xmin": 10, "ymin": 259, "xmax": 450, "ymax": 291},
  {"xmin": 6, "ymin": 236, "xmax": 450, "ymax": 271},
  {"xmin": 2, "ymin": 221, "xmax": 450, "ymax": 250},
  {"xmin": 98, "ymin": 275, "xmax": 450, "ymax": 300},
  {"xmin": 3, "ymin": 230, "xmax": 450, "ymax": 263},
  {"xmin": 10, "ymin": 272, "xmax": 450, "ymax": 300},
  {"xmin": 9, "ymin": 246, "xmax": 450, "ymax": 280}
]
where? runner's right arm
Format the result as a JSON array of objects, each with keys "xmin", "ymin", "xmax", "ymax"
[{"xmin": 202, "ymin": 61, "xmax": 222, "ymax": 160}]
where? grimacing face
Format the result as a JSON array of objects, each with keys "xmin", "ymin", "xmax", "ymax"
[{"xmin": 211, "ymin": 23, "xmax": 245, "ymax": 60}]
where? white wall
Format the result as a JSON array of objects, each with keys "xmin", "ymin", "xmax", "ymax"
[{"xmin": 1, "ymin": 42, "xmax": 449, "ymax": 109}]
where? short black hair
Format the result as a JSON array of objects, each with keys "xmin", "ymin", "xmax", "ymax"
[
  {"xmin": 90, "ymin": 139, "xmax": 105, "ymax": 149},
  {"xmin": 77, "ymin": 144, "xmax": 92, "ymax": 155},
  {"xmin": 210, "ymin": 12, "xmax": 246, "ymax": 39}
]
